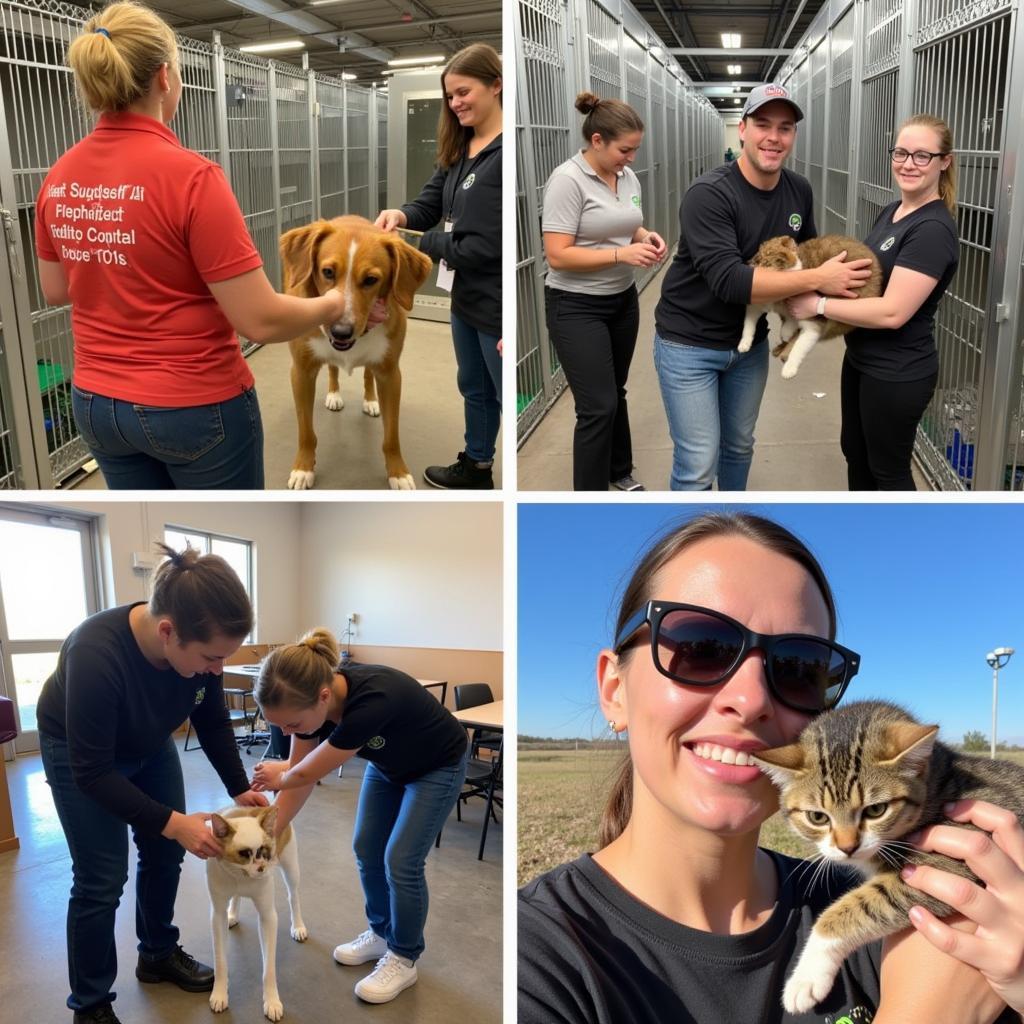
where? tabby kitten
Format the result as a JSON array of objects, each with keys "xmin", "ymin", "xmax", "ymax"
[
  {"xmin": 753, "ymin": 699, "xmax": 1024, "ymax": 1015},
  {"xmin": 737, "ymin": 234, "xmax": 883, "ymax": 379}
]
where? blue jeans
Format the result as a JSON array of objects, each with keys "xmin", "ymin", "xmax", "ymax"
[
  {"xmin": 352, "ymin": 752, "xmax": 467, "ymax": 962},
  {"xmin": 654, "ymin": 332, "xmax": 770, "ymax": 490},
  {"xmin": 71, "ymin": 385, "xmax": 264, "ymax": 489},
  {"xmin": 450, "ymin": 312, "xmax": 501, "ymax": 462},
  {"xmin": 39, "ymin": 734, "xmax": 186, "ymax": 1013}
]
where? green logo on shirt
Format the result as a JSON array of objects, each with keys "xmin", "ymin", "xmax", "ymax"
[
  {"xmin": 632, "ymin": 195, "xmax": 641, "ymax": 207},
  {"xmin": 462, "ymin": 173, "xmax": 476, "ymax": 190},
  {"xmin": 366, "ymin": 735, "xmax": 385, "ymax": 750},
  {"xmin": 880, "ymin": 235, "xmax": 896, "ymax": 251},
  {"xmin": 194, "ymin": 687, "xmax": 206, "ymax": 706},
  {"xmin": 788, "ymin": 213, "xmax": 802, "ymax": 231}
]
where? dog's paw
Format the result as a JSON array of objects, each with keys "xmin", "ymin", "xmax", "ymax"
[
  {"xmin": 782, "ymin": 968, "xmax": 834, "ymax": 1015},
  {"xmin": 362, "ymin": 399, "xmax": 380, "ymax": 417},
  {"xmin": 263, "ymin": 994, "xmax": 284, "ymax": 1021},
  {"xmin": 209, "ymin": 986, "xmax": 229, "ymax": 1013},
  {"xmin": 325, "ymin": 391, "xmax": 344, "ymax": 411},
  {"xmin": 388, "ymin": 474, "xmax": 416, "ymax": 490},
  {"xmin": 287, "ymin": 469, "xmax": 315, "ymax": 490},
  {"xmin": 291, "ymin": 923, "xmax": 309, "ymax": 942},
  {"xmin": 781, "ymin": 361, "xmax": 799, "ymax": 380}
]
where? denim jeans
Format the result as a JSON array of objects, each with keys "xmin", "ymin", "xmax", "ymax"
[
  {"xmin": 39, "ymin": 733, "xmax": 186, "ymax": 1013},
  {"xmin": 71, "ymin": 385, "xmax": 264, "ymax": 489},
  {"xmin": 450, "ymin": 312, "xmax": 502, "ymax": 462},
  {"xmin": 654, "ymin": 332, "xmax": 770, "ymax": 490},
  {"xmin": 352, "ymin": 752, "xmax": 468, "ymax": 962}
]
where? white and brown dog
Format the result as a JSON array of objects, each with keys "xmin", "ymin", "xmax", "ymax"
[
  {"xmin": 280, "ymin": 216, "xmax": 433, "ymax": 490},
  {"xmin": 207, "ymin": 805, "xmax": 306, "ymax": 1022}
]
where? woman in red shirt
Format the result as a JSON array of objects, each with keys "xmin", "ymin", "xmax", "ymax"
[{"xmin": 35, "ymin": 2, "xmax": 348, "ymax": 489}]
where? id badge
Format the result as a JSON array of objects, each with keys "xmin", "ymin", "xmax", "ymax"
[{"xmin": 435, "ymin": 219, "xmax": 455, "ymax": 292}]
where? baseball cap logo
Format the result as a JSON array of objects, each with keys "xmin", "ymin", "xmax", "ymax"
[{"xmin": 765, "ymin": 86, "xmax": 788, "ymax": 98}]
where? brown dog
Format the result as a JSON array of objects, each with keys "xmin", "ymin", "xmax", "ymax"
[{"xmin": 280, "ymin": 216, "xmax": 432, "ymax": 489}]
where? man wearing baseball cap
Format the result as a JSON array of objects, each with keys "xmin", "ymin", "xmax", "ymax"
[{"xmin": 653, "ymin": 83, "xmax": 873, "ymax": 491}]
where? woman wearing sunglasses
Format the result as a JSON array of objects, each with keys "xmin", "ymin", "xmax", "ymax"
[
  {"xmin": 518, "ymin": 511, "xmax": 1024, "ymax": 1023},
  {"xmin": 786, "ymin": 115, "xmax": 959, "ymax": 491}
]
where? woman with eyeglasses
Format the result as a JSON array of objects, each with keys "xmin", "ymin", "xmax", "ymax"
[
  {"xmin": 518, "ymin": 511, "xmax": 1024, "ymax": 1024},
  {"xmin": 786, "ymin": 115, "xmax": 959, "ymax": 490}
]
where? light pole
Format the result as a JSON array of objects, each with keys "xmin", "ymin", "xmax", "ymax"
[{"xmin": 985, "ymin": 647, "xmax": 1014, "ymax": 759}]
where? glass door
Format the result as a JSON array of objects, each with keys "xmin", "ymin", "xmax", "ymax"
[{"xmin": 0, "ymin": 505, "xmax": 100, "ymax": 754}]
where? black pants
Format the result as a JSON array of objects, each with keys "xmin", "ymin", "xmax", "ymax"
[
  {"xmin": 840, "ymin": 356, "xmax": 937, "ymax": 491},
  {"xmin": 545, "ymin": 285, "xmax": 640, "ymax": 491}
]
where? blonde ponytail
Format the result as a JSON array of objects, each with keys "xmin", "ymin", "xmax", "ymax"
[
  {"xmin": 256, "ymin": 628, "xmax": 339, "ymax": 710},
  {"xmin": 67, "ymin": 1, "xmax": 178, "ymax": 114}
]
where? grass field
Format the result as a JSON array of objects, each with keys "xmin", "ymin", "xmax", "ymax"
[{"xmin": 518, "ymin": 747, "xmax": 1024, "ymax": 888}]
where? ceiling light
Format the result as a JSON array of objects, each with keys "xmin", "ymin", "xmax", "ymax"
[
  {"xmin": 341, "ymin": 73, "xmax": 356, "ymax": 80},
  {"xmin": 727, "ymin": 64, "xmax": 741, "ymax": 75},
  {"xmin": 734, "ymin": 98, "xmax": 741, "ymax": 104},
  {"xmin": 721, "ymin": 33, "xmax": 741, "ymax": 48},
  {"xmin": 239, "ymin": 39, "xmax": 305, "ymax": 53},
  {"xmin": 387, "ymin": 54, "xmax": 445, "ymax": 66}
]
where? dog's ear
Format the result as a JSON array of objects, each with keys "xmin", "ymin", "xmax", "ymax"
[
  {"xmin": 259, "ymin": 805, "xmax": 279, "ymax": 836},
  {"xmin": 210, "ymin": 814, "xmax": 234, "ymax": 841},
  {"xmin": 280, "ymin": 221, "xmax": 332, "ymax": 295},
  {"xmin": 381, "ymin": 235, "xmax": 433, "ymax": 310}
]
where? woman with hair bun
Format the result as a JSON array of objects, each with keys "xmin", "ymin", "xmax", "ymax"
[
  {"xmin": 36, "ymin": 544, "xmax": 267, "ymax": 1024},
  {"xmin": 542, "ymin": 92, "xmax": 668, "ymax": 492},
  {"xmin": 251, "ymin": 631, "xmax": 469, "ymax": 1005},
  {"xmin": 35, "ymin": 1, "xmax": 354, "ymax": 489}
]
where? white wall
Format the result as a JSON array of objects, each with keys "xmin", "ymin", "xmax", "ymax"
[
  {"xmin": 297, "ymin": 502, "xmax": 502, "ymax": 652},
  {"xmin": 50, "ymin": 500, "xmax": 304, "ymax": 643}
]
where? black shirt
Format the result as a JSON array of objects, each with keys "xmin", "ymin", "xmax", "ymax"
[
  {"xmin": 844, "ymin": 199, "xmax": 959, "ymax": 382},
  {"xmin": 655, "ymin": 162, "xmax": 817, "ymax": 350},
  {"xmin": 401, "ymin": 134, "xmax": 502, "ymax": 336},
  {"xmin": 296, "ymin": 662, "xmax": 468, "ymax": 784},
  {"xmin": 36, "ymin": 603, "xmax": 250, "ymax": 834},
  {"xmin": 519, "ymin": 850, "xmax": 882, "ymax": 1024}
]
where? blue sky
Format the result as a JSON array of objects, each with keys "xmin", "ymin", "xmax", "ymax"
[{"xmin": 518, "ymin": 503, "xmax": 1024, "ymax": 744}]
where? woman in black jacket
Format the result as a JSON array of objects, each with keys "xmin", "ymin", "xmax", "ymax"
[{"xmin": 376, "ymin": 44, "xmax": 502, "ymax": 490}]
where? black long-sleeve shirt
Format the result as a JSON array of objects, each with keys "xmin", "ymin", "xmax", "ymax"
[
  {"xmin": 400, "ymin": 134, "xmax": 502, "ymax": 336},
  {"xmin": 655, "ymin": 161, "xmax": 816, "ymax": 349},
  {"xmin": 37, "ymin": 603, "xmax": 251, "ymax": 834}
]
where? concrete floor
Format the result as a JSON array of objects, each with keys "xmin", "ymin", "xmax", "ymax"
[
  {"xmin": 518, "ymin": 262, "xmax": 926, "ymax": 492},
  {"xmin": 0, "ymin": 739, "xmax": 502, "ymax": 1024},
  {"xmin": 74, "ymin": 317, "xmax": 503, "ymax": 492}
]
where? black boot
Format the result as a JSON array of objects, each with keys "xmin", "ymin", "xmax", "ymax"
[
  {"xmin": 73, "ymin": 1004, "xmax": 122, "ymax": 1024},
  {"xmin": 423, "ymin": 452, "xmax": 494, "ymax": 490},
  {"xmin": 135, "ymin": 944, "xmax": 214, "ymax": 992}
]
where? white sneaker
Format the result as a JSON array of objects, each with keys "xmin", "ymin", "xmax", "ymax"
[
  {"xmin": 353, "ymin": 952, "xmax": 418, "ymax": 1004},
  {"xmin": 332, "ymin": 929, "xmax": 388, "ymax": 966}
]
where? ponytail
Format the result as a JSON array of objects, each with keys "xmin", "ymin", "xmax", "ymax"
[{"xmin": 255, "ymin": 628, "xmax": 340, "ymax": 710}]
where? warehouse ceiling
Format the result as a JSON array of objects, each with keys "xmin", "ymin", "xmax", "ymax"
[
  {"xmin": 634, "ymin": 0, "xmax": 828, "ymax": 114},
  {"xmin": 149, "ymin": 0, "xmax": 500, "ymax": 84}
]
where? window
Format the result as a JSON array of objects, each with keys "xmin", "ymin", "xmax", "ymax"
[{"xmin": 163, "ymin": 527, "xmax": 255, "ymax": 641}]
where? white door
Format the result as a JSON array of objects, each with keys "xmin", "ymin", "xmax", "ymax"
[{"xmin": 0, "ymin": 505, "xmax": 100, "ymax": 755}]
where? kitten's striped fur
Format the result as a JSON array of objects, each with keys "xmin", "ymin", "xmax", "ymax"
[{"xmin": 754, "ymin": 700, "xmax": 1024, "ymax": 1014}]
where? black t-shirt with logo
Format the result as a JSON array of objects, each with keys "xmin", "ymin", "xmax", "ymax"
[
  {"xmin": 844, "ymin": 199, "xmax": 959, "ymax": 382},
  {"xmin": 296, "ymin": 662, "xmax": 468, "ymax": 784},
  {"xmin": 655, "ymin": 161, "xmax": 816, "ymax": 349}
]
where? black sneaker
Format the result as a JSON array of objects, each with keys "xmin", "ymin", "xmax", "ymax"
[
  {"xmin": 135, "ymin": 944, "xmax": 214, "ymax": 992},
  {"xmin": 423, "ymin": 452, "xmax": 494, "ymax": 490},
  {"xmin": 73, "ymin": 1005, "xmax": 122, "ymax": 1024},
  {"xmin": 611, "ymin": 474, "xmax": 646, "ymax": 492}
]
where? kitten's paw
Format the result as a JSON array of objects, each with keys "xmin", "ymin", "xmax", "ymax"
[
  {"xmin": 210, "ymin": 986, "xmax": 229, "ymax": 1013},
  {"xmin": 781, "ymin": 360, "xmax": 799, "ymax": 379},
  {"xmin": 737, "ymin": 339, "xmax": 752, "ymax": 353},
  {"xmin": 263, "ymin": 995, "xmax": 284, "ymax": 1022},
  {"xmin": 782, "ymin": 968, "xmax": 834, "ymax": 1014},
  {"xmin": 291, "ymin": 922, "xmax": 309, "ymax": 942}
]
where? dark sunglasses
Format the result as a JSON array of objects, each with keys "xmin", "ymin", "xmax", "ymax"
[{"xmin": 612, "ymin": 601, "xmax": 860, "ymax": 714}]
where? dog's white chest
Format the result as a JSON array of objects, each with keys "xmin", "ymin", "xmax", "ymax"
[{"xmin": 310, "ymin": 325, "xmax": 390, "ymax": 374}]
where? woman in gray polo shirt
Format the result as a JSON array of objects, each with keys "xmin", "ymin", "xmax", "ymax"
[{"xmin": 543, "ymin": 93, "xmax": 667, "ymax": 491}]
